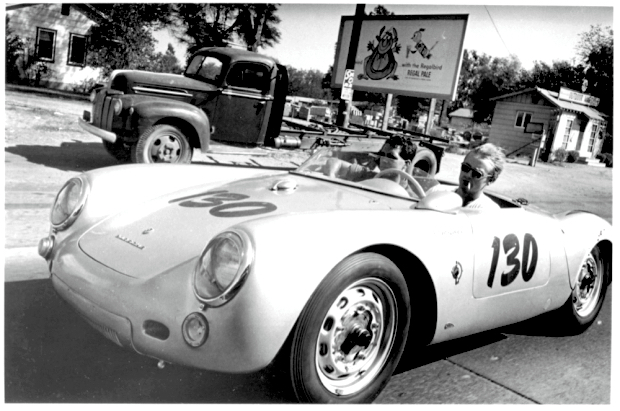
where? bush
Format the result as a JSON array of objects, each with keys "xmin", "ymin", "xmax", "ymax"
[
  {"xmin": 553, "ymin": 148, "xmax": 568, "ymax": 162},
  {"xmin": 566, "ymin": 150, "xmax": 580, "ymax": 163},
  {"xmin": 597, "ymin": 153, "xmax": 613, "ymax": 167}
]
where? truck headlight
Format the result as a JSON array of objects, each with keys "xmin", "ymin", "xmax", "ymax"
[
  {"xmin": 112, "ymin": 98, "xmax": 123, "ymax": 115},
  {"xmin": 51, "ymin": 177, "xmax": 89, "ymax": 231},
  {"xmin": 193, "ymin": 231, "xmax": 253, "ymax": 307}
]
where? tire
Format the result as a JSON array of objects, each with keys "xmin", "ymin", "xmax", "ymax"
[
  {"xmin": 131, "ymin": 124, "xmax": 192, "ymax": 164},
  {"xmin": 410, "ymin": 148, "xmax": 437, "ymax": 177},
  {"xmin": 102, "ymin": 140, "xmax": 130, "ymax": 162},
  {"xmin": 289, "ymin": 253, "xmax": 410, "ymax": 403},
  {"xmin": 556, "ymin": 245, "xmax": 609, "ymax": 334}
]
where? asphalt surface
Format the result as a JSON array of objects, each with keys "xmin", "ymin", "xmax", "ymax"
[{"xmin": 3, "ymin": 88, "xmax": 614, "ymax": 404}]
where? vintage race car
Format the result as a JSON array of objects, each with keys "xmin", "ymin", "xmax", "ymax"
[{"xmin": 38, "ymin": 147, "xmax": 612, "ymax": 403}]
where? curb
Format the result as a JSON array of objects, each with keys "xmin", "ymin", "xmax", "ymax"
[
  {"xmin": 3, "ymin": 247, "xmax": 51, "ymax": 282},
  {"xmin": 6, "ymin": 84, "xmax": 90, "ymax": 102}
]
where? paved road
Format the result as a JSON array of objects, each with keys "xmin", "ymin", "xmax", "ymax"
[{"xmin": 4, "ymin": 89, "xmax": 612, "ymax": 404}]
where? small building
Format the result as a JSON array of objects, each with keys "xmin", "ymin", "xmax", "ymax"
[
  {"xmin": 448, "ymin": 108, "xmax": 475, "ymax": 129},
  {"xmin": 6, "ymin": 3, "xmax": 104, "ymax": 90},
  {"xmin": 489, "ymin": 86, "xmax": 607, "ymax": 161}
]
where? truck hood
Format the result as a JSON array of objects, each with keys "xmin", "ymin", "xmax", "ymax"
[
  {"xmin": 111, "ymin": 70, "xmax": 217, "ymax": 94},
  {"xmin": 79, "ymin": 174, "xmax": 400, "ymax": 279}
]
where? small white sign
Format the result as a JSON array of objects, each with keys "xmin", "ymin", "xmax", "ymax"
[{"xmin": 341, "ymin": 69, "xmax": 354, "ymax": 100}]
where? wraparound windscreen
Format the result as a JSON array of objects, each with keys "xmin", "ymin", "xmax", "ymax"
[{"xmin": 332, "ymin": 14, "xmax": 468, "ymax": 100}]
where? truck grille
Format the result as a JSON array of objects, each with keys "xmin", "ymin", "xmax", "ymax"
[{"xmin": 92, "ymin": 91, "xmax": 118, "ymax": 131}]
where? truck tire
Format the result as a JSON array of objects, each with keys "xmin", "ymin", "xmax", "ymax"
[
  {"xmin": 102, "ymin": 140, "xmax": 130, "ymax": 163},
  {"xmin": 410, "ymin": 148, "xmax": 437, "ymax": 177},
  {"xmin": 132, "ymin": 124, "xmax": 192, "ymax": 164}
]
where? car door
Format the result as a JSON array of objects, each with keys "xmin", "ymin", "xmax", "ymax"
[
  {"xmin": 465, "ymin": 206, "xmax": 566, "ymax": 330},
  {"xmin": 211, "ymin": 62, "xmax": 273, "ymax": 144}
]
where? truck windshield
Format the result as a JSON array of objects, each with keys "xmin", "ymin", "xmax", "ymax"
[{"xmin": 185, "ymin": 55, "xmax": 224, "ymax": 84}]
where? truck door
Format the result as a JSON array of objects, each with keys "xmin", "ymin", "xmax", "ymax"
[{"xmin": 211, "ymin": 62, "xmax": 273, "ymax": 144}]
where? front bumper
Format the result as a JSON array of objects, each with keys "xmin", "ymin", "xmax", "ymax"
[
  {"xmin": 47, "ymin": 245, "xmax": 278, "ymax": 373},
  {"xmin": 78, "ymin": 114, "xmax": 117, "ymax": 144}
]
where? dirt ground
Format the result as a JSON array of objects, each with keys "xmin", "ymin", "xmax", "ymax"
[{"xmin": 4, "ymin": 90, "xmax": 613, "ymax": 250}]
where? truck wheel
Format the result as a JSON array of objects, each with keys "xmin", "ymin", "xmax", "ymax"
[
  {"xmin": 102, "ymin": 140, "xmax": 130, "ymax": 162},
  {"xmin": 289, "ymin": 253, "xmax": 410, "ymax": 403},
  {"xmin": 132, "ymin": 125, "xmax": 192, "ymax": 164}
]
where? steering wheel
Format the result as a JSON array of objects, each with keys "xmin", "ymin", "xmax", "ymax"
[{"xmin": 374, "ymin": 168, "xmax": 426, "ymax": 199}]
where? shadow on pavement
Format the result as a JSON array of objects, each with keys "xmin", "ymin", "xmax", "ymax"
[{"xmin": 5, "ymin": 141, "xmax": 118, "ymax": 172}]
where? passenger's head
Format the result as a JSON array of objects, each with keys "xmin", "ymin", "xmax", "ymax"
[
  {"xmin": 377, "ymin": 135, "xmax": 415, "ymax": 170},
  {"xmin": 458, "ymin": 143, "xmax": 505, "ymax": 202}
]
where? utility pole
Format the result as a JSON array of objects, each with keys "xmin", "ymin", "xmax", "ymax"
[{"xmin": 336, "ymin": 4, "xmax": 365, "ymax": 127}]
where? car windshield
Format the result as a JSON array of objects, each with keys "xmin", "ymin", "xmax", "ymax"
[
  {"xmin": 185, "ymin": 55, "xmax": 224, "ymax": 84},
  {"xmin": 293, "ymin": 147, "xmax": 439, "ymax": 200}
]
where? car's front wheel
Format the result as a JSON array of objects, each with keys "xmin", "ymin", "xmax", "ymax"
[
  {"xmin": 289, "ymin": 253, "xmax": 410, "ymax": 403},
  {"xmin": 132, "ymin": 124, "xmax": 192, "ymax": 164}
]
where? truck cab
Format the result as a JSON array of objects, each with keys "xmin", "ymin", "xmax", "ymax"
[{"xmin": 79, "ymin": 47, "xmax": 289, "ymax": 163}]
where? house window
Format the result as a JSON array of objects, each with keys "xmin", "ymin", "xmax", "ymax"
[
  {"xmin": 587, "ymin": 124, "xmax": 598, "ymax": 152},
  {"xmin": 68, "ymin": 34, "xmax": 87, "ymax": 66},
  {"xmin": 36, "ymin": 27, "xmax": 57, "ymax": 62},
  {"xmin": 515, "ymin": 111, "xmax": 532, "ymax": 128},
  {"xmin": 562, "ymin": 119, "xmax": 573, "ymax": 149}
]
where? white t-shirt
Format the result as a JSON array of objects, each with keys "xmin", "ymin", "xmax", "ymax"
[{"xmin": 426, "ymin": 184, "xmax": 499, "ymax": 210}]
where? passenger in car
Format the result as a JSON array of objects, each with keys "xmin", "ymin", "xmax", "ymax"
[
  {"xmin": 429, "ymin": 143, "xmax": 506, "ymax": 209},
  {"xmin": 323, "ymin": 135, "xmax": 415, "ymax": 182}
]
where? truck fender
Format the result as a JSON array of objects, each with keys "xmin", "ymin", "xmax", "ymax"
[{"xmin": 131, "ymin": 99, "xmax": 211, "ymax": 151}]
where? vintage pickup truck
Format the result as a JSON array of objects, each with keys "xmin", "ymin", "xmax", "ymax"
[
  {"xmin": 79, "ymin": 47, "xmax": 288, "ymax": 163},
  {"xmin": 79, "ymin": 46, "xmax": 443, "ymax": 175}
]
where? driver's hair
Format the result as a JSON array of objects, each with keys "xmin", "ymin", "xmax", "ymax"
[{"xmin": 469, "ymin": 143, "xmax": 506, "ymax": 183}]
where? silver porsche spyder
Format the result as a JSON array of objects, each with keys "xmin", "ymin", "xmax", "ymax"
[{"xmin": 38, "ymin": 147, "xmax": 612, "ymax": 403}]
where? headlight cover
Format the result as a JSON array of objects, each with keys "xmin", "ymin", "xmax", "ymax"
[
  {"xmin": 51, "ymin": 177, "xmax": 89, "ymax": 231},
  {"xmin": 193, "ymin": 231, "xmax": 253, "ymax": 307}
]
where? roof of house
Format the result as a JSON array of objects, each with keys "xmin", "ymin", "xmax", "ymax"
[
  {"xmin": 448, "ymin": 108, "xmax": 474, "ymax": 119},
  {"xmin": 491, "ymin": 87, "xmax": 606, "ymax": 122}
]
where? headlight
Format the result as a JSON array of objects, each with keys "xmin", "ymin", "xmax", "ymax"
[
  {"xmin": 112, "ymin": 98, "xmax": 122, "ymax": 115},
  {"xmin": 193, "ymin": 231, "xmax": 253, "ymax": 307},
  {"xmin": 89, "ymin": 89, "xmax": 97, "ymax": 102},
  {"xmin": 51, "ymin": 177, "xmax": 89, "ymax": 230}
]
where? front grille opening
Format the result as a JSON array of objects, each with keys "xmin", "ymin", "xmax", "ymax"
[{"xmin": 143, "ymin": 320, "xmax": 170, "ymax": 341}]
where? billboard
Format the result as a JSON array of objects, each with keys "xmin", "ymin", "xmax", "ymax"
[{"xmin": 332, "ymin": 14, "xmax": 469, "ymax": 100}]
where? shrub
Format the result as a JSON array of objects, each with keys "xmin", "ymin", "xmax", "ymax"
[
  {"xmin": 71, "ymin": 78, "xmax": 101, "ymax": 94},
  {"xmin": 597, "ymin": 153, "xmax": 613, "ymax": 168},
  {"xmin": 566, "ymin": 150, "xmax": 580, "ymax": 163},
  {"xmin": 553, "ymin": 148, "xmax": 568, "ymax": 162}
]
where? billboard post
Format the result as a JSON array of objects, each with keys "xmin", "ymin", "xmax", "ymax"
[{"xmin": 336, "ymin": 4, "xmax": 366, "ymax": 127}]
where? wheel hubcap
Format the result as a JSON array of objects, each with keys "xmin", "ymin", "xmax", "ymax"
[
  {"xmin": 315, "ymin": 278, "xmax": 397, "ymax": 396},
  {"xmin": 149, "ymin": 135, "xmax": 182, "ymax": 162},
  {"xmin": 572, "ymin": 253, "xmax": 602, "ymax": 318}
]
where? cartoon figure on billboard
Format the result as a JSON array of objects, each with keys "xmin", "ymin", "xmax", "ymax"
[
  {"xmin": 407, "ymin": 28, "xmax": 439, "ymax": 60},
  {"xmin": 358, "ymin": 26, "xmax": 400, "ymax": 81}
]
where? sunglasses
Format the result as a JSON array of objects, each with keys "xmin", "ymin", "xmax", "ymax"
[{"xmin": 460, "ymin": 162, "xmax": 488, "ymax": 180}]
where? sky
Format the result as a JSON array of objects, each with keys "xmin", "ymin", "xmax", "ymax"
[{"xmin": 154, "ymin": 1, "xmax": 614, "ymax": 74}]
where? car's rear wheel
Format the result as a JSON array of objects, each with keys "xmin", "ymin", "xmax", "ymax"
[
  {"xmin": 102, "ymin": 140, "xmax": 130, "ymax": 162},
  {"xmin": 132, "ymin": 124, "xmax": 192, "ymax": 164},
  {"xmin": 289, "ymin": 253, "xmax": 410, "ymax": 403},
  {"xmin": 557, "ymin": 245, "xmax": 609, "ymax": 333}
]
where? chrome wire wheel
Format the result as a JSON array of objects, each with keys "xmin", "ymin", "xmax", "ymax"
[
  {"xmin": 572, "ymin": 252, "xmax": 603, "ymax": 319},
  {"xmin": 315, "ymin": 278, "xmax": 397, "ymax": 397}
]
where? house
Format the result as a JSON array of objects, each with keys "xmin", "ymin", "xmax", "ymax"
[
  {"xmin": 489, "ymin": 86, "xmax": 607, "ymax": 161},
  {"xmin": 448, "ymin": 108, "xmax": 474, "ymax": 129},
  {"xmin": 6, "ymin": 3, "xmax": 104, "ymax": 91}
]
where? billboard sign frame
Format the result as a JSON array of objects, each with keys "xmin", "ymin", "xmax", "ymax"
[{"xmin": 332, "ymin": 14, "xmax": 469, "ymax": 101}]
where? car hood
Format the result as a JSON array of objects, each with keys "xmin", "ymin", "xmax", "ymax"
[
  {"xmin": 111, "ymin": 70, "xmax": 217, "ymax": 94},
  {"xmin": 79, "ymin": 173, "xmax": 400, "ymax": 279}
]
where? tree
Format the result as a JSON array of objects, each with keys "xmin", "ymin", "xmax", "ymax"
[
  {"xmin": 288, "ymin": 67, "xmax": 330, "ymax": 100},
  {"xmin": 86, "ymin": 4, "xmax": 171, "ymax": 76},
  {"xmin": 5, "ymin": 15, "xmax": 24, "ymax": 83},
  {"xmin": 369, "ymin": 5, "xmax": 394, "ymax": 16},
  {"xmin": 148, "ymin": 44, "xmax": 183, "ymax": 74},
  {"xmin": 575, "ymin": 24, "xmax": 613, "ymax": 116},
  {"xmin": 169, "ymin": 4, "xmax": 281, "ymax": 56}
]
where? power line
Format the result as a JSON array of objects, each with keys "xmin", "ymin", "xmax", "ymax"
[{"xmin": 484, "ymin": 6, "xmax": 512, "ymax": 56}]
